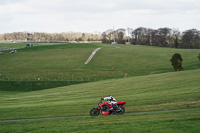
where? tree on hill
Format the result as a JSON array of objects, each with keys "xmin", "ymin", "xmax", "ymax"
[
  {"xmin": 174, "ymin": 36, "xmax": 178, "ymax": 48},
  {"xmin": 155, "ymin": 27, "xmax": 172, "ymax": 47},
  {"xmin": 182, "ymin": 29, "xmax": 200, "ymax": 49},
  {"xmin": 116, "ymin": 28, "xmax": 126, "ymax": 44},
  {"xmin": 101, "ymin": 29, "xmax": 113, "ymax": 44},
  {"xmin": 101, "ymin": 32, "xmax": 107, "ymax": 43},
  {"xmin": 0, "ymin": 32, "xmax": 101, "ymax": 42},
  {"xmin": 103, "ymin": 27, "xmax": 200, "ymax": 49},
  {"xmin": 131, "ymin": 27, "xmax": 150, "ymax": 45},
  {"xmin": 198, "ymin": 54, "xmax": 200, "ymax": 61},
  {"xmin": 170, "ymin": 53, "xmax": 183, "ymax": 71},
  {"xmin": 81, "ymin": 33, "xmax": 86, "ymax": 41}
]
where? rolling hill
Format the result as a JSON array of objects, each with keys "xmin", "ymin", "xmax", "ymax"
[
  {"xmin": 0, "ymin": 43, "xmax": 199, "ymax": 132},
  {"xmin": 0, "ymin": 43, "xmax": 199, "ymax": 80}
]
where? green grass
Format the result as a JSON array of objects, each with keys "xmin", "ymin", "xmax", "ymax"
[
  {"xmin": 0, "ymin": 43, "xmax": 26, "ymax": 49},
  {"xmin": 0, "ymin": 109, "xmax": 199, "ymax": 133},
  {"xmin": 0, "ymin": 43, "xmax": 200, "ymax": 132},
  {"xmin": 0, "ymin": 69, "xmax": 199, "ymax": 121},
  {"xmin": 0, "ymin": 80, "xmax": 90, "ymax": 91},
  {"xmin": 0, "ymin": 43, "xmax": 41, "ymax": 49},
  {"xmin": 0, "ymin": 43, "xmax": 199, "ymax": 80},
  {"xmin": 0, "ymin": 43, "xmax": 102, "ymax": 79}
]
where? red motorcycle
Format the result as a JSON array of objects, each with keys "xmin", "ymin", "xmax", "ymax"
[{"xmin": 90, "ymin": 100, "xmax": 126, "ymax": 116}]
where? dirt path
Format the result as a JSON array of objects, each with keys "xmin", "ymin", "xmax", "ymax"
[{"xmin": 0, "ymin": 109, "xmax": 192, "ymax": 123}]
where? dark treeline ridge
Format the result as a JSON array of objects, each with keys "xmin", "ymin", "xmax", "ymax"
[
  {"xmin": 0, "ymin": 32, "xmax": 101, "ymax": 42},
  {"xmin": 102, "ymin": 27, "xmax": 200, "ymax": 49}
]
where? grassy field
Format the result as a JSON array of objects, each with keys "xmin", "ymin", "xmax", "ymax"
[
  {"xmin": 1, "ymin": 109, "xmax": 199, "ymax": 133},
  {"xmin": 1, "ymin": 43, "xmax": 199, "ymax": 91},
  {"xmin": 0, "ymin": 43, "xmax": 41, "ymax": 49},
  {"xmin": 0, "ymin": 69, "xmax": 200, "ymax": 132},
  {"xmin": 0, "ymin": 43, "xmax": 26, "ymax": 49},
  {"xmin": 0, "ymin": 43, "xmax": 200, "ymax": 132},
  {"xmin": 0, "ymin": 69, "xmax": 199, "ymax": 119},
  {"xmin": 0, "ymin": 43, "xmax": 199, "ymax": 80}
]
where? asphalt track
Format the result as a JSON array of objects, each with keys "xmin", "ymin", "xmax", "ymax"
[{"xmin": 0, "ymin": 109, "xmax": 193, "ymax": 123}]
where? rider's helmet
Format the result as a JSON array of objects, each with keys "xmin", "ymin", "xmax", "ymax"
[{"xmin": 106, "ymin": 95, "xmax": 111, "ymax": 97}]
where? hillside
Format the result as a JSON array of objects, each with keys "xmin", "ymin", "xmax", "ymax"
[
  {"xmin": 0, "ymin": 43, "xmax": 199, "ymax": 80},
  {"xmin": 0, "ymin": 69, "xmax": 199, "ymax": 120},
  {"xmin": 0, "ymin": 43, "xmax": 199, "ymax": 132}
]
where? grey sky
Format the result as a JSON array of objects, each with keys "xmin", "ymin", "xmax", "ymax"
[{"xmin": 0, "ymin": 0, "xmax": 199, "ymax": 34}]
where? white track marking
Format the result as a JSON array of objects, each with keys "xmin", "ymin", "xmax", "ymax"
[
  {"xmin": 85, "ymin": 48, "xmax": 101, "ymax": 64},
  {"xmin": 114, "ymin": 46, "xmax": 120, "ymax": 48}
]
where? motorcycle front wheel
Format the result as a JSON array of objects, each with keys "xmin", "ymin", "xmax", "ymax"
[
  {"xmin": 90, "ymin": 108, "xmax": 100, "ymax": 116},
  {"xmin": 118, "ymin": 106, "xmax": 125, "ymax": 114}
]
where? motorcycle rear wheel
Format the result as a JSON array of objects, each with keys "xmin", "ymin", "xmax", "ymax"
[{"xmin": 90, "ymin": 108, "xmax": 100, "ymax": 116}]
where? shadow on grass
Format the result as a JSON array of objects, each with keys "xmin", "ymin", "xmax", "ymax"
[{"xmin": 0, "ymin": 81, "xmax": 92, "ymax": 92}]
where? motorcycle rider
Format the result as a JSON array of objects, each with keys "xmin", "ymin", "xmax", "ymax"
[{"xmin": 100, "ymin": 95, "xmax": 120, "ymax": 111}]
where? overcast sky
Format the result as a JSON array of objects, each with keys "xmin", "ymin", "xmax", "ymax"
[{"xmin": 0, "ymin": 0, "xmax": 199, "ymax": 34}]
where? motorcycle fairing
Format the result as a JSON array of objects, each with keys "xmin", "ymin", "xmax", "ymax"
[
  {"xmin": 115, "ymin": 101, "xmax": 126, "ymax": 105},
  {"xmin": 99, "ymin": 102, "xmax": 112, "ymax": 107}
]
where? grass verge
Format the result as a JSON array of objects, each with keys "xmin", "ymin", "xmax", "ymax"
[{"xmin": 0, "ymin": 109, "xmax": 199, "ymax": 133}]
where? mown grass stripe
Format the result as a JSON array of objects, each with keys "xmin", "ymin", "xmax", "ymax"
[{"xmin": 0, "ymin": 108, "xmax": 195, "ymax": 123}]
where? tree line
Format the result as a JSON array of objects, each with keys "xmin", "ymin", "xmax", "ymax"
[
  {"xmin": 0, "ymin": 32, "xmax": 101, "ymax": 42},
  {"xmin": 102, "ymin": 27, "xmax": 200, "ymax": 49}
]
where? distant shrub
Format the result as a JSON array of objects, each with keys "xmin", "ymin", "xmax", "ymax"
[
  {"xmin": 170, "ymin": 53, "xmax": 183, "ymax": 71},
  {"xmin": 198, "ymin": 54, "xmax": 200, "ymax": 61},
  {"xmin": 0, "ymin": 81, "xmax": 90, "ymax": 91}
]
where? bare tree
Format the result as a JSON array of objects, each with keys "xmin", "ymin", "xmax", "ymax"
[
  {"xmin": 101, "ymin": 29, "xmax": 113, "ymax": 43},
  {"xmin": 116, "ymin": 28, "xmax": 126, "ymax": 44},
  {"xmin": 156, "ymin": 27, "xmax": 172, "ymax": 47},
  {"xmin": 131, "ymin": 27, "xmax": 150, "ymax": 45},
  {"xmin": 182, "ymin": 29, "xmax": 200, "ymax": 49}
]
